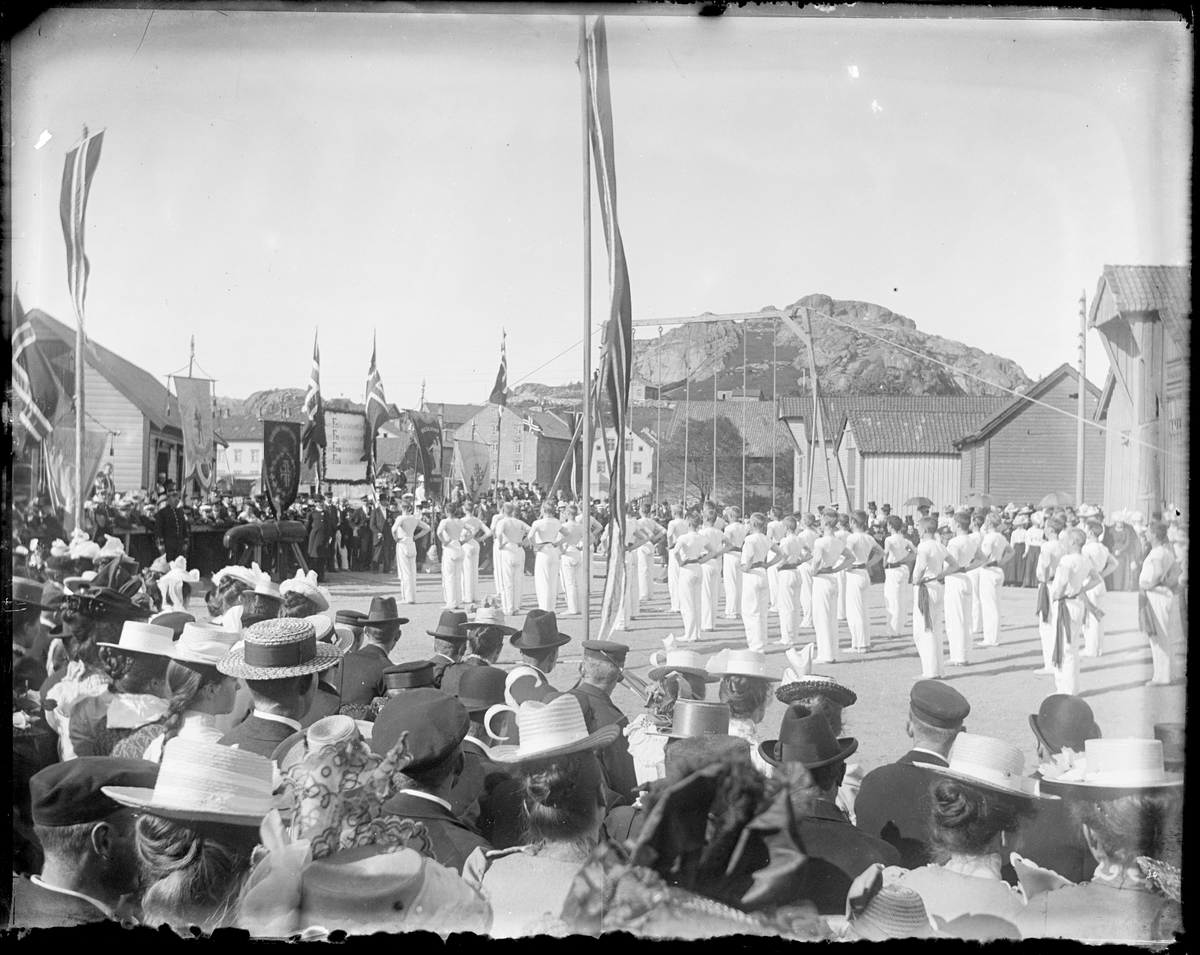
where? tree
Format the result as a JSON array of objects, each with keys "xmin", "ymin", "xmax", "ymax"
[{"xmin": 657, "ymin": 415, "xmax": 748, "ymax": 505}]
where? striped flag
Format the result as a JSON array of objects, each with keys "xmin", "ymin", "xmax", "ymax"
[
  {"xmin": 301, "ymin": 331, "xmax": 325, "ymax": 470},
  {"xmin": 10, "ymin": 292, "xmax": 61, "ymax": 443},
  {"xmin": 364, "ymin": 332, "xmax": 392, "ymax": 463},
  {"xmin": 59, "ymin": 127, "xmax": 105, "ymax": 332},
  {"xmin": 582, "ymin": 17, "xmax": 635, "ymax": 640},
  {"xmin": 489, "ymin": 330, "xmax": 508, "ymax": 406}
]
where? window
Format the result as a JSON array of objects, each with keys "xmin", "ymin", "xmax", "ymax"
[
  {"xmin": 234, "ymin": 450, "xmax": 242, "ymax": 464},
  {"xmin": 632, "ymin": 461, "xmax": 643, "ymax": 475},
  {"xmin": 625, "ymin": 437, "xmax": 633, "ymax": 452},
  {"xmin": 596, "ymin": 461, "xmax": 606, "ymax": 475},
  {"xmin": 514, "ymin": 461, "xmax": 522, "ymax": 473},
  {"xmin": 514, "ymin": 442, "xmax": 523, "ymax": 454},
  {"xmin": 251, "ymin": 449, "xmax": 260, "ymax": 464},
  {"xmin": 606, "ymin": 438, "xmax": 616, "ymax": 452}
]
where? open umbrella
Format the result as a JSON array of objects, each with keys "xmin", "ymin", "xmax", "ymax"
[
  {"xmin": 904, "ymin": 496, "xmax": 935, "ymax": 508},
  {"xmin": 1038, "ymin": 491, "xmax": 1075, "ymax": 508},
  {"xmin": 963, "ymin": 492, "xmax": 996, "ymax": 508}
]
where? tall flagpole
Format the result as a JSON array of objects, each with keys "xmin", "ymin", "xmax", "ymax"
[
  {"xmin": 75, "ymin": 300, "xmax": 85, "ymax": 530},
  {"xmin": 1076, "ymin": 291, "xmax": 1087, "ymax": 506},
  {"xmin": 580, "ymin": 15, "xmax": 593, "ymax": 640}
]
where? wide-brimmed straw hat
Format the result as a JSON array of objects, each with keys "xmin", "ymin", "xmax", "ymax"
[
  {"xmin": 509, "ymin": 609, "xmax": 571, "ymax": 652},
  {"xmin": 305, "ymin": 614, "xmax": 334, "ymax": 643},
  {"xmin": 426, "ymin": 609, "xmax": 470, "ymax": 641},
  {"xmin": 1037, "ymin": 738, "xmax": 1184, "ymax": 798},
  {"xmin": 172, "ymin": 622, "xmax": 240, "ymax": 667},
  {"xmin": 218, "ymin": 618, "xmax": 342, "ymax": 681},
  {"xmin": 775, "ymin": 673, "xmax": 858, "ymax": 709},
  {"xmin": 916, "ymin": 733, "xmax": 1052, "ymax": 800},
  {"xmin": 96, "ymin": 621, "xmax": 177, "ymax": 658},
  {"xmin": 705, "ymin": 649, "xmax": 779, "ymax": 682},
  {"xmin": 488, "ymin": 695, "xmax": 619, "ymax": 763},
  {"xmin": 103, "ymin": 737, "xmax": 279, "ymax": 826},
  {"xmin": 279, "ymin": 569, "xmax": 330, "ymax": 612},
  {"xmin": 759, "ymin": 704, "xmax": 858, "ymax": 769},
  {"xmin": 648, "ymin": 648, "xmax": 720, "ymax": 683},
  {"xmin": 463, "ymin": 604, "xmax": 518, "ymax": 636}
]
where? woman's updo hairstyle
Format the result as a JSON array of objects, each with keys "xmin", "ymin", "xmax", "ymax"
[
  {"xmin": 927, "ymin": 778, "xmax": 1034, "ymax": 862},
  {"xmin": 520, "ymin": 749, "xmax": 604, "ymax": 846},
  {"xmin": 1068, "ymin": 792, "xmax": 1182, "ymax": 869},
  {"xmin": 646, "ymin": 670, "xmax": 703, "ymax": 722},
  {"xmin": 718, "ymin": 675, "xmax": 770, "ymax": 721},
  {"xmin": 281, "ymin": 591, "xmax": 318, "ymax": 618},
  {"xmin": 99, "ymin": 647, "xmax": 170, "ymax": 695}
]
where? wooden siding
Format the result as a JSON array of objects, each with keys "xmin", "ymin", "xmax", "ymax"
[
  {"xmin": 863, "ymin": 454, "xmax": 961, "ymax": 514},
  {"xmin": 82, "ymin": 362, "xmax": 146, "ymax": 491},
  {"xmin": 1102, "ymin": 382, "xmax": 1139, "ymax": 516},
  {"xmin": 960, "ymin": 373, "xmax": 1105, "ymax": 505},
  {"xmin": 787, "ymin": 418, "xmax": 842, "ymax": 511}
]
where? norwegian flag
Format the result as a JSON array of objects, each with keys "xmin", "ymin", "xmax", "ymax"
[
  {"xmin": 59, "ymin": 126, "xmax": 104, "ymax": 334},
  {"xmin": 489, "ymin": 329, "xmax": 508, "ymax": 406},
  {"xmin": 301, "ymin": 331, "xmax": 325, "ymax": 470},
  {"xmin": 9, "ymin": 292, "xmax": 61, "ymax": 444},
  {"xmin": 364, "ymin": 332, "xmax": 393, "ymax": 463}
]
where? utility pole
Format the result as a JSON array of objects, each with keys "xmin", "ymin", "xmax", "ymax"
[{"xmin": 1076, "ymin": 292, "xmax": 1086, "ymax": 506}]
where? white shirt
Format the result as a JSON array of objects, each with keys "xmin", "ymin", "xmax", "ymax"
[
  {"xmin": 723, "ymin": 521, "xmax": 748, "ymax": 551},
  {"xmin": 252, "ymin": 710, "xmax": 302, "ymax": 733},
  {"xmin": 396, "ymin": 788, "xmax": 453, "ymax": 813},
  {"xmin": 914, "ymin": 539, "xmax": 947, "ymax": 580},
  {"xmin": 29, "ymin": 877, "xmax": 115, "ymax": 920},
  {"xmin": 675, "ymin": 530, "xmax": 706, "ymax": 565},
  {"xmin": 699, "ymin": 526, "xmax": 726, "ymax": 563},
  {"xmin": 742, "ymin": 532, "xmax": 771, "ymax": 572},
  {"xmin": 946, "ymin": 534, "xmax": 978, "ymax": 573},
  {"xmin": 811, "ymin": 534, "xmax": 846, "ymax": 573}
]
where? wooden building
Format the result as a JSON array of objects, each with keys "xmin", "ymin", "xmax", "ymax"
[
  {"xmin": 454, "ymin": 405, "xmax": 573, "ymax": 487},
  {"xmin": 954, "ymin": 364, "xmax": 1105, "ymax": 506},
  {"xmin": 1088, "ymin": 265, "xmax": 1190, "ymax": 517}
]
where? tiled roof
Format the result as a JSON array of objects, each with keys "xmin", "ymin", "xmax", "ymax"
[
  {"xmin": 665, "ymin": 401, "xmax": 792, "ymax": 457},
  {"xmin": 1091, "ymin": 265, "xmax": 1190, "ymax": 353},
  {"xmin": 214, "ymin": 413, "xmax": 265, "ymax": 441},
  {"xmin": 422, "ymin": 401, "xmax": 486, "ymax": 428}
]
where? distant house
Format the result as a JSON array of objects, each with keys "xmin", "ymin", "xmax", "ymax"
[
  {"xmin": 779, "ymin": 395, "xmax": 1008, "ymax": 513},
  {"xmin": 629, "ymin": 378, "xmax": 660, "ymax": 402},
  {"xmin": 454, "ymin": 405, "xmax": 573, "ymax": 487},
  {"xmin": 1088, "ymin": 265, "xmax": 1190, "ymax": 517},
  {"xmin": 591, "ymin": 427, "xmax": 657, "ymax": 501},
  {"xmin": 214, "ymin": 413, "xmax": 266, "ymax": 495},
  {"xmin": 716, "ymin": 386, "xmax": 765, "ymax": 402},
  {"xmin": 954, "ymin": 365, "xmax": 1105, "ymax": 506}
]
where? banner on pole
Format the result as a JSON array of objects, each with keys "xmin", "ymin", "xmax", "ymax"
[
  {"xmin": 43, "ymin": 427, "xmax": 108, "ymax": 533},
  {"xmin": 325, "ymin": 411, "xmax": 371, "ymax": 483},
  {"xmin": 408, "ymin": 411, "xmax": 443, "ymax": 492},
  {"xmin": 453, "ymin": 440, "xmax": 492, "ymax": 498},
  {"xmin": 262, "ymin": 420, "xmax": 301, "ymax": 516},
  {"xmin": 174, "ymin": 376, "xmax": 215, "ymax": 489}
]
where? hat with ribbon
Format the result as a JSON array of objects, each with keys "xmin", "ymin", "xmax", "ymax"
[
  {"xmin": 103, "ymin": 737, "xmax": 280, "ymax": 827},
  {"xmin": 454, "ymin": 666, "xmax": 507, "ymax": 713},
  {"xmin": 1037, "ymin": 738, "xmax": 1183, "ymax": 798},
  {"xmin": 644, "ymin": 699, "xmax": 731, "ymax": 740},
  {"xmin": 775, "ymin": 672, "xmax": 858, "ymax": 709},
  {"xmin": 279, "ymin": 569, "xmax": 330, "ymax": 613},
  {"xmin": 426, "ymin": 609, "xmax": 470, "ymax": 641},
  {"xmin": 211, "ymin": 563, "xmax": 265, "ymax": 590},
  {"xmin": 1029, "ymin": 695, "xmax": 1101, "ymax": 756},
  {"xmin": 759, "ymin": 704, "xmax": 858, "ymax": 769},
  {"xmin": 334, "ymin": 609, "xmax": 368, "ymax": 631},
  {"xmin": 97, "ymin": 536, "xmax": 126, "ymax": 561},
  {"xmin": 96, "ymin": 620, "xmax": 177, "ymax": 658},
  {"xmin": 488, "ymin": 694, "xmax": 619, "ymax": 763},
  {"xmin": 916, "ymin": 733, "xmax": 1052, "ymax": 800},
  {"xmin": 463, "ymin": 602, "xmax": 518, "ymax": 636},
  {"xmin": 218, "ymin": 617, "xmax": 343, "ymax": 681},
  {"xmin": 705, "ymin": 649, "xmax": 779, "ymax": 682},
  {"xmin": 845, "ymin": 865, "xmax": 936, "ymax": 941},
  {"xmin": 305, "ymin": 614, "xmax": 334, "ymax": 643},
  {"xmin": 382, "ymin": 661, "xmax": 436, "ymax": 691},
  {"xmin": 647, "ymin": 648, "xmax": 720, "ymax": 683},
  {"xmin": 172, "ymin": 622, "xmax": 241, "ymax": 667},
  {"xmin": 509, "ymin": 609, "xmax": 571, "ymax": 652},
  {"xmin": 364, "ymin": 595, "xmax": 408, "ymax": 627}
]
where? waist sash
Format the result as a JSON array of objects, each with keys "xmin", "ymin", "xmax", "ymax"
[
  {"xmin": 1036, "ymin": 581, "xmax": 1051, "ymax": 622},
  {"xmin": 1138, "ymin": 590, "xmax": 1165, "ymax": 640},
  {"xmin": 1052, "ymin": 593, "xmax": 1081, "ymax": 668},
  {"xmin": 916, "ymin": 578, "xmax": 933, "ymax": 630}
]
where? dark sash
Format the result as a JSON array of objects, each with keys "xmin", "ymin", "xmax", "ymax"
[
  {"xmin": 1036, "ymin": 581, "xmax": 1051, "ymax": 622},
  {"xmin": 1138, "ymin": 590, "xmax": 1165, "ymax": 640},
  {"xmin": 916, "ymin": 578, "xmax": 933, "ymax": 631},
  {"xmin": 1052, "ymin": 595, "xmax": 1075, "ymax": 668}
]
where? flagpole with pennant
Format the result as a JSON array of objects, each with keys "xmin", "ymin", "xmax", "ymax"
[
  {"xmin": 301, "ymin": 329, "xmax": 326, "ymax": 488},
  {"xmin": 60, "ymin": 124, "xmax": 105, "ymax": 530},
  {"xmin": 364, "ymin": 331, "xmax": 392, "ymax": 490},
  {"xmin": 489, "ymin": 329, "xmax": 508, "ymax": 493}
]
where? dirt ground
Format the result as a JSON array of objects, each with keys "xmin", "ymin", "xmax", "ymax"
[{"xmin": 320, "ymin": 562, "xmax": 1187, "ymax": 778}]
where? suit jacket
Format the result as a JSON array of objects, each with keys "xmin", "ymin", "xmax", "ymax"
[
  {"xmin": 439, "ymin": 659, "xmax": 498, "ymax": 699},
  {"xmin": 218, "ymin": 714, "xmax": 299, "ymax": 760},
  {"xmin": 796, "ymin": 800, "xmax": 902, "ymax": 914},
  {"xmin": 569, "ymin": 682, "xmax": 637, "ymax": 803},
  {"xmin": 428, "ymin": 653, "xmax": 457, "ymax": 690},
  {"xmin": 306, "ymin": 506, "xmax": 337, "ymax": 558},
  {"xmin": 1019, "ymin": 779, "xmax": 1098, "ymax": 884},
  {"xmin": 380, "ymin": 790, "xmax": 491, "ymax": 874},
  {"xmin": 339, "ymin": 644, "xmax": 392, "ymax": 706},
  {"xmin": 854, "ymin": 749, "xmax": 947, "ymax": 869},
  {"xmin": 299, "ymin": 682, "xmax": 343, "ymax": 730},
  {"xmin": 9, "ymin": 877, "xmax": 111, "ymax": 929}
]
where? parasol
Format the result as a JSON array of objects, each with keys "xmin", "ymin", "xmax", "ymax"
[
  {"xmin": 903, "ymin": 496, "xmax": 934, "ymax": 508},
  {"xmin": 1038, "ymin": 491, "xmax": 1075, "ymax": 508}
]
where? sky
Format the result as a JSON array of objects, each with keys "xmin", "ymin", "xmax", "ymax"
[{"xmin": 9, "ymin": 8, "xmax": 1192, "ymax": 410}]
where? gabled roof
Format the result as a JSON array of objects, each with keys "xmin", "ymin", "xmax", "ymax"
[
  {"xmin": 422, "ymin": 401, "xmax": 486, "ymax": 428},
  {"xmin": 29, "ymin": 309, "xmax": 181, "ymax": 433},
  {"xmin": 1089, "ymin": 265, "xmax": 1191, "ymax": 354},
  {"xmin": 954, "ymin": 364, "xmax": 1099, "ymax": 448},
  {"xmin": 666, "ymin": 400, "xmax": 791, "ymax": 457},
  {"xmin": 214, "ymin": 413, "xmax": 265, "ymax": 441},
  {"xmin": 526, "ymin": 409, "xmax": 573, "ymax": 441}
]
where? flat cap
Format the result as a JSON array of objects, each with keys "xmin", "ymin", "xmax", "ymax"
[
  {"xmin": 370, "ymin": 688, "xmax": 469, "ymax": 771},
  {"xmin": 383, "ymin": 660, "xmax": 435, "ymax": 690},
  {"xmin": 910, "ymin": 680, "xmax": 970, "ymax": 729},
  {"xmin": 31, "ymin": 757, "xmax": 159, "ymax": 827},
  {"xmin": 581, "ymin": 640, "xmax": 629, "ymax": 666}
]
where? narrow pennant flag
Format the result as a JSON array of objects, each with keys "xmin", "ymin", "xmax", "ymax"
[
  {"xmin": 582, "ymin": 16, "xmax": 635, "ymax": 640},
  {"xmin": 59, "ymin": 127, "xmax": 105, "ymax": 334},
  {"xmin": 364, "ymin": 332, "xmax": 393, "ymax": 463},
  {"xmin": 10, "ymin": 292, "xmax": 61, "ymax": 444},
  {"xmin": 489, "ymin": 330, "xmax": 509, "ymax": 406},
  {"xmin": 301, "ymin": 331, "xmax": 326, "ymax": 470}
]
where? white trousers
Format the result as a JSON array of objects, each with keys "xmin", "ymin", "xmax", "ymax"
[
  {"xmin": 978, "ymin": 565, "xmax": 1004, "ymax": 646},
  {"xmin": 837, "ymin": 570, "xmax": 847, "ymax": 620},
  {"xmin": 678, "ymin": 565, "xmax": 703, "ymax": 643},
  {"xmin": 1049, "ymin": 598, "xmax": 1083, "ymax": 695},
  {"xmin": 638, "ymin": 543, "xmax": 657, "ymax": 601},
  {"xmin": 701, "ymin": 561, "xmax": 721, "ymax": 631},
  {"xmin": 846, "ymin": 568, "xmax": 871, "ymax": 651},
  {"xmin": 799, "ymin": 563, "xmax": 814, "ymax": 627},
  {"xmin": 613, "ymin": 552, "xmax": 639, "ymax": 630},
  {"xmin": 1082, "ymin": 580, "xmax": 1106, "ymax": 656},
  {"xmin": 668, "ymin": 547, "xmax": 681, "ymax": 612},
  {"xmin": 1144, "ymin": 589, "xmax": 1179, "ymax": 684},
  {"xmin": 943, "ymin": 574, "xmax": 973, "ymax": 665},
  {"xmin": 499, "ymin": 544, "xmax": 524, "ymax": 615},
  {"xmin": 968, "ymin": 567, "xmax": 984, "ymax": 634},
  {"xmin": 560, "ymin": 546, "xmax": 584, "ymax": 615},
  {"xmin": 535, "ymin": 549, "xmax": 561, "ymax": 612},
  {"xmin": 912, "ymin": 581, "xmax": 945, "ymax": 678},
  {"xmin": 396, "ymin": 541, "xmax": 418, "ymax": 604},
  {"xmin": 768, "ymin": 564, "xmax": 781, "ymax": 612},
  {"xmin": 441, "ymin": 545, "xmax": 464, "ymax": 608},
  {"xmin": 777, "ymin": 568, "xmax": 801, "ymax": 645},
  {"xmin": 742, "ymin": 569, "xmax": 769, "ymax": 652},
  {"xmin": 461, "ymin": 539, "xmax": 480, "ymax": 603},
  {"xmin": 883, "ymin": 565, "xmax": 910, "ymax": 635},
  {"xmin": 812, "ymin": 573, "xmax": 840, "ymax": 662},
  {"xmin": 1037, "ymin": 583, "xmax": 1055, "ymax": 669},
  {"xmin": 723, "ymin": 554, "xmax": 742, "ymax": 619},
  {"xmin": 493, "ymin": 540, "xmax": 503, "ymax": 597}
]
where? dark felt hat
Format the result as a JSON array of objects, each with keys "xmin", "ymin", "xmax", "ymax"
[
  {"xmin": 581, "ymin": 640, "xmax": 629, "ymax": 667},
  {"xmin": 759, "ymin": 704, "xmax": 858, "ymax": 769},
  {"xmin": 454, "ymin": 666, "xmax": 507, "ymax": 713},
  {"xmin": 426, "ymin": 609, "xmax": 470, "ymax": 641},
  {"xmin": 910, "ymin": 680, "xmax": 970, "ymax": 729},
  {"xmin": 11, "ymin": 577, "xmax": 55, "ymax": 611},
  {"xmin": 31, "ymin": 757, "xmax": 160, "ymax": 826},
  {"xmin": 335, "ymin": 610, "xmax": 368, "ymax": 631},
  {"xmin": 149, "ymin": 611, "xmax": 195, "ymax": 640},
  {"xmin": 365, "ymin": 596, "xmax": 408, "ymax": 626},
  {"xmin": 1029, "ymin": 695, "xmax": 1101, "ymax": 755},
  {"xmin": 510, "ymin": 609, "xmax": 571, "ymax": 652},
  {"xmin": 370, "ymin": 688, "xmax": 469, "ymax": 771},
  {"xmin": 383, "ymin": 661, "xmax": 436, "ymax": 691}
]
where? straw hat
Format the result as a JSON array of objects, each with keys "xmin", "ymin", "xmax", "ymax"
[
  {"xmin": 217, "ymin": 618, "xmax": 342, "ymax": 681},
  {"xmin": 305, "ymin": 614, "xmax": 334, "ymax": 642},
  {"xmin": 847, "ymin": 883, "xmax": 935, "ymax": 940},
  {"xmin": 647, "ymin": 648, "xmax": 720, "ymax": 683},
  {"xmin": 329, "ymin": 624, "xmax": 357, "ymax": 654},
  {"xmin": 103, "ymin": 737, "xmax": 279, "ymax": 826},
  {"xmin": 96, "ymin": 621, "xmax": 177, "ymax": 658},
  {"xmin": 775, "ymin": 674, "xmax": 857, "ymax": 709},
  {"xmin": 463, "ymin": 603, "xmax": 517, "ymax": 636},
  {"xmin": 172, "ymin": 622, "xmax": 241, "ymax": 667},
  {"xmin": 916, "ymin": 733, "xmax": 1052, "ymax": 800},
  {"xmin": 274, "ymin": 715, "xmax": 374, "ymax": 776},
  {"xmin": 488, "ymin": 695, "xmax": 619, "ymax": 763},
  {"xmin": 279, "ymin": 569, "xmax": 330, "ymax": 612},
  {"xmin": 1037, "ymin": 738, "xmax": 1184, "ymax": 798},
  {"xmin": 705, "ymin": 649, "xmax": 779, "ymax": 682}
]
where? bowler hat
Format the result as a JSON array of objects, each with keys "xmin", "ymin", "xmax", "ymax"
[
  {"xmin": 759, "ymin": 704, "xmax": 858, "ymax": 769},
  {"xmin": 1029, "ymin": 695, "xmax": 1101, "ymax": 755},
  {"xmin": 510, "ymin": 609, "xmax": 572, "ymax": 651},
  {"xmin": 454, "ymin": 666, "xmax": 507, "ymax": 713},
  {"xmin": 364, "ymin": 595, "xmax": 408, "ymax": 626},
  {"xmin": 370, "ymin": 688, "xmax": 469, "ymax": 771},
  {"xmin": 383, "ymin": 661, "xmax": 436, "ymax": 691},
  {"xmin": 427, "ymin": 609, "xmax": 470, "ymax": 641}
]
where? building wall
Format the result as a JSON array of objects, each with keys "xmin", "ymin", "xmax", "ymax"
[
  {"xmin": 862, "ymin": 453, "xmax": 962, "ymax": 514},
  {"xmin": 217, "ymin": 439, "xmax": 264, "ymax": 483},
  {"xmin": 787, "ymin": 419, "xmax": 841, "ymax": 511},
  {"xmin": 589, "ymin": 429, "xmax": 655, "ymax": 500},
  {"xmin": 1101, "ymin": 385, "xmax": 1138, "ymax": 517},
  {"xmin": 82, "ymin": 361, "xmax": 145, "ymax": 491},
  {"xmin": 456, "ymin": 406, "xmax": 568, "ymax": 486}
]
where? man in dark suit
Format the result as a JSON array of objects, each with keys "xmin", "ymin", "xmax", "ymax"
[
  {"xmin": 854, "ymin": 680, "xmax": 971, "ymax": 869},
  {"xmin": 759, "ymin": 705, "xmax": 899, "ymax": 915},
  {"xmin": 373, "ymin": 689, "xmax": 492, "ymax": 874},
  {"xmin": 339, "ymin": 596, "xmax": 408, "ymax": 707},
  {"xmin": 153, "ymin": 480, "xmax": 190, "ymax": 561},
  {"xmin": 10, "ymin": 757, "xmax": 159, "ymax": 928},
  {"xmin": 305, "ymin": 495, "xmax": 339, "ymax": 584},
  {"xmin": 369, "ymin": 496, "xmax": 390, "ymax": 573},
  {"xmin": 568, "ymin": 641, "xmax": 638, "ymax": 803},
  {"xmin": 426, "ymin": 610, "xmax": 470, "ymax": 688}
]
